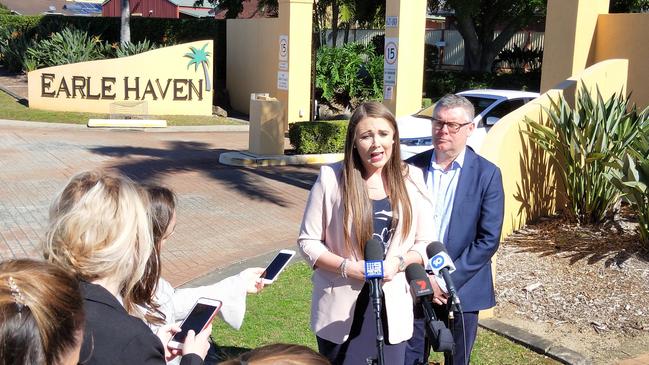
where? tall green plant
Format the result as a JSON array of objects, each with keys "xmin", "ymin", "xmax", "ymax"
[
  {"xmin": 26, "ymin": 27, "xmax": 103, "ymax": 68},
  {"xmin": 0, "ymin": 27, "xmax": 35, "ymax": 72},
  {"xmin": 116, "ymin": 39, "xmax": 158, "ymax": 58},
  {"xmin": 524, "ymin": 84, "xmax": 642, "ymax": 224},
  {"xmin": 315, "ymin": 42, "xmax": 382, "ymax": 109},
  {"xmin": 607, "ymin": 110, "xmax": 649, "ymax": 245}
]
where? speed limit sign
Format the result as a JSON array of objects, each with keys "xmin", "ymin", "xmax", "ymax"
[
  {"xmin": 384, "ymin": 38, "xmax": 398, "ymax": 67},
  {"xmin": 279, "ymin": 35, "xmax": 288, "ymax": 61}
]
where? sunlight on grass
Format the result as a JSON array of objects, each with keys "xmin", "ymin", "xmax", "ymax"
[
  {"xmin": 0, "ymin": 90, "xmax": 242, "ymax": 126},
  {"xmin": 211, "ymin": 262, "xmax": 559, "ymax": 364}
]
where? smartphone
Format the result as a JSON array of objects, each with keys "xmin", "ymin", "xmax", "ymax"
[
  {"xmin": 168, "ymin": 298, "xmax": 222, "ymax": 350},
  {"xmin": 260, "ymin": 249, "xmax": 296, "ymax": 284}
]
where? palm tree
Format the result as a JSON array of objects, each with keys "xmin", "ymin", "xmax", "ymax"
[{"xmin": 184, "ymin": 44, "xmax": 211, "ymax": 92}]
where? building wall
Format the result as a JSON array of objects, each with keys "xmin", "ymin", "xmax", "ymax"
[
  {"xmin": 540, "ymin": 0, "xmax": 610, "ymax": 93},
  {"xmin": 226, "ymin": 19, "xmax": 280, "ymax": 114},
  {"xmin": 595, "ymin": 13, "xmax": 649, "ymax": 108},
  {"xmin": 226, "ymin": 0, "xmax": 313, "ymax": 127},
  {"xmin": 103, "ymin": 0, "xmax": 178, "ymax": 18}
]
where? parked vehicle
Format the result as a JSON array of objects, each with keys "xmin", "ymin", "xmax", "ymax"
[{"xmin": 397, "ymin": 89, "xmax": 540, "ymax": 159}]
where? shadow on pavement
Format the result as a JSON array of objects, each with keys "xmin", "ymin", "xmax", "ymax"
[{"xmin": 90, "ymin": 141, "xmax": 320, "ymax": 207}]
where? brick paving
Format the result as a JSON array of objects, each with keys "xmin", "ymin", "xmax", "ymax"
[{"xmin": 0, "ymin": 120, "xmax": 319, "ymax": 286}]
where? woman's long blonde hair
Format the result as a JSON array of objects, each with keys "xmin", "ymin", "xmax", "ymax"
[
  {"xmin": 42, "ymin": 170, "xmax": 154, "ymax": 318},
  {"xmin": 341, "ymin": 101, "xmax": 412, "ymax": 256}
]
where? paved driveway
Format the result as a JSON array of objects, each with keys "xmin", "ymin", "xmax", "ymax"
[{"xmin": 0, "ymin": 120, "xmax": 319, "ymax": 286}]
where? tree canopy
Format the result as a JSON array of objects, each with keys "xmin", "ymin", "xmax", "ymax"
[{"xmin": 427, "ymin": 0, "xmax": 545, "ymax": 72}]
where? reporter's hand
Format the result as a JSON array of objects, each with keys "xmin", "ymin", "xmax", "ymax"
[
  {"xmin": 382, "ymin": 257, "xmax": 400, "ymax": 282},
  {"xmin": 181, "ymin": 323, "xmax": 212, "ymax": 360},
  {"xmin": 347, "ymin": 260, "xmax": 366, "ymax": 281},
  {"xmin": 240, "ymin": 267, "xmax": 265, "ymax": 293},
  {"xmin": 156, "ymin": 323, "xmax": 182, "ymax": 361}
]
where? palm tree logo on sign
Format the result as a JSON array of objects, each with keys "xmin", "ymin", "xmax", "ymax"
[{"xmin": 184, "ymin": 43, "xmax": 211, "ymax": 92}]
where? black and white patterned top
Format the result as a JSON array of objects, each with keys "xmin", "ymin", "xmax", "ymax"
[{"xmin": 371, "ymin": 197, "xmax": 394, "ymax": 255}]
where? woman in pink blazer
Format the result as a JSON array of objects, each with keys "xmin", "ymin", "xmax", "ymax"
[{"xmin": 298, "ymin": 101, "xmax": 435, "ymax": 365}]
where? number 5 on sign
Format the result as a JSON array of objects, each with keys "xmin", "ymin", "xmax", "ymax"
[{"xmin": 384, "ymin": 38, "xmax": 398, "ymax": 68}]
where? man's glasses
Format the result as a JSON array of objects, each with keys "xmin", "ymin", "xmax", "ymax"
[{"xmin": 431, "ymin": 118, "xmax": 472, "ymax": 134}]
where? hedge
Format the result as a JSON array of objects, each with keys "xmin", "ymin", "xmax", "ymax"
[
  {"xmin": 288, "ymin": 120, "xmax": 348, "ymax": 154},
  {"xmin": 0, "ymin": 14, "xmax": 226, "ymax": 79}
]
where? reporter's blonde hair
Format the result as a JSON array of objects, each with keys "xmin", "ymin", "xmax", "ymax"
[
  {"xmin": 43, "ymin": 170, "xmax": 153, "ymax": 318},
  {"xmin": 0, "ymin": 259, "xmax": 84, "ymax": 365},
  {"xmin": 220, "ymin": 343, "xmax": 330, "ymax": 365}
]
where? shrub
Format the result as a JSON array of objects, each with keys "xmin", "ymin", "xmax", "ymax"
[
  {"xmin": 25, "ymin": 27, "xmax": 104, "ymax": 69},
  {"xmin": 0, "ymin": 3, "xmax": 10, "ymax": 15},
  {"xmin": 423, "ymin": 43, "xmax": 439, "ymax": 71},
  {"xmin": 423, "ymin": 71, "xmax": 492, "ymax": 99},
  {"xmin": 288, "ymin": 121, "xmax": 348, "ymax": 154},
  {"xmin": 316, "ymin": 43, "xmax": 383, "ymax": 109},
  {"xmin": 607, "ymin": 108, "xmax": 649, "ymax": 246},
  {"xmin": 0, "ymin": 27, "xmax": 34, "ymax": 72},
  {"xmin": 493, "ymin": 45, "xmax": 543, "ymax": 73},
  {"xmin": 423, "ymin": 70, "xmax": 540, "ymax": 100},
  {"xmin": 0, "ymin": 15, "xmax": 226, "ymax": 79},
  {"xmin": 525, "ymin": 84, "xmax": 644, "ymax": 224},
  {"xmin": 370, "ymin": 33, "xmax": 384, "ymax": 56},
  {"xmin": 115, "ymin": 39, "xmax": 158, "ymax": 58}
]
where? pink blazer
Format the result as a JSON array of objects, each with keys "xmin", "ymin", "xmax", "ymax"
[{"xmin": 297, "ymin": 162, "xmax": 435, "ymax": 344}]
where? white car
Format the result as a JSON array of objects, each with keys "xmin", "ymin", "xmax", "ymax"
[{"xmin": 397, "ymin": 89, "xmax": 540, "ymax": 159}]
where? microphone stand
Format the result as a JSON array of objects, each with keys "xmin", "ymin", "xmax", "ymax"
[
  {"xmin": 368, "ymin": 279, "xmax": 385, "ymax": 365},
  {"xmin": 445, "ymin": 298, "xmax": 456, "ymax": 365},
  {"xmin": 419, "ymin": 303, "xmax": 438, "ymax": 365}
]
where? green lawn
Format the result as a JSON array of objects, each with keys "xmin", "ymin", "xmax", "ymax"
[
  {"xmin": 0, "ymin": 90, "xmax": 241, "ymax": 126},
  {"xmin": 212, "ymin": 262, "xmax": 559, "ymax": 364}
]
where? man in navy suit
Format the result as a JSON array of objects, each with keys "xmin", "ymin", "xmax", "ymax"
[{"xmin": 404, "ymin": 94, "xmax": 505, "ymax": 365}]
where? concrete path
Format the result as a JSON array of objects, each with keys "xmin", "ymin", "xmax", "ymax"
[{"xmin": 0, "ymin": 119, "xmax": 318, "ymax": 286}]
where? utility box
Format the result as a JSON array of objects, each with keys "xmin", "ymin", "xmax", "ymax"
[{"xmin": 249, "ymin": 93, "xmax": 285, "ymax": 155}]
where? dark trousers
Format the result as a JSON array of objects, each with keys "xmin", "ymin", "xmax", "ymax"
[{"xmin": 404, "ymin": 306, "xmax": 479, "ymax": 365}]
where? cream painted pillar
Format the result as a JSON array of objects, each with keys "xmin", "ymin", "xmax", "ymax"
[
  {"xmin": 277, "ymin": 0, "xmax": 313, "ymax": 131},
  {"xmin": 383, "ymin": 0, "xmax": 427, "ymax": 118},
  {"xmin": 540, "ymin": 0, "xmax": 610, "ymax": 93}
]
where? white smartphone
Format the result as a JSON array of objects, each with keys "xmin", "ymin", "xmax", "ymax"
[
  {"xmin": 168, "ymin": 298, "xmax": 222, "ymax": 350},
  {"xmin": 260, "ymin": 249, "xmax": 296, "ymax": 284}
]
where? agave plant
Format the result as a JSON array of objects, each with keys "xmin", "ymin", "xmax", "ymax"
[
  {"xmin": 116, "ymin": 39, "xmax": 158, "ymax": 58},
  {"xmin": 524, "ymin": 83, "xmax": 643, "ymax": 224},
  {"xmin": 607, "ymin": 109, "xmax": 649, "ymax": 246},
  {"xmin": 26, "ymin": 27, "xmax": 103, "ymax": 68}
]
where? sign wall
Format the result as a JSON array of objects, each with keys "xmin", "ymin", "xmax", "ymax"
[{"xmin": 27, "ymin": 41, "xmax": 214, "ymax": 116}]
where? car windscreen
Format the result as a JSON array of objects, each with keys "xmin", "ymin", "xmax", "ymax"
[
  {"xmin": 463, "ymin": 96, "xmax": 499, "ymax": 116},
  {"xmin": 413, "ymin": 95, "xmax": 498, "ymax": 119}
]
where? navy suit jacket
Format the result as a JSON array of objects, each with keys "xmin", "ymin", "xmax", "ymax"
[
  {"xmin": 79, "ymin": 281, "xmax": 202, "ymax": 365},
  {"xmin": 407, "ymin": 147, "xmax": 504, "ymax": 311}
]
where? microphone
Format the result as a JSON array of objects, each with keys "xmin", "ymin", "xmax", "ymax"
[
  {"xmin": 364, "ymin": 238, "xmax": 385, "ymax": 280},
  {"xmin": 426, "ymin": 242, "xmax": 462, "ymax": 312},
  {"xmin": 425, "ymin": 242, "xmax": 456, "ymax": 274},
  {"xmin": 364, "ymin": 238, "xmax": 385, "ymax": 365},
  {"xmin": 405, "ymin": 263, "xmax": 455, "ymax": 353},
  {"xmin": 405, "ymin": 263, "xmax": 435, "ymax": 314}
]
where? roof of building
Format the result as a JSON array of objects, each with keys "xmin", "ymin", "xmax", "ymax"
[
  {"xmin": 178, "ymin": 7, "xmax": 213, "ymax": 17},
  {"xmin": 1, "ymin": 0, "xmax": 100, "ymax": 15},
  {"xmin": 169, "ymin": 0, "xmax": 210, "ymax": 8}
]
